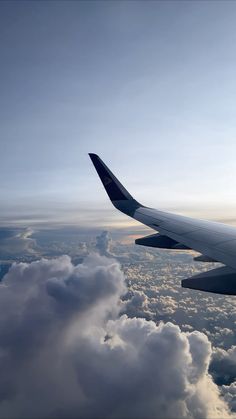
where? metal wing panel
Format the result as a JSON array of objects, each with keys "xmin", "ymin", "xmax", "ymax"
[
  {"xmin": 181, "ymin": 230, "xmax": 231, "ymax": 246},
  {"xmin": 134, "ymin": 207, "xmax": 236, "ymax": 269},
  {"xmin": 215, "ymin": 240, "xmax": 236, "ymax": 255},
  {"xmin": 135, "ymin": 207, "xmax": 236, "ymax": 237}
]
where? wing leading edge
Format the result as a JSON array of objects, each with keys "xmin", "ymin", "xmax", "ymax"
[{"xmin": 89, "ymin": 153, "xmax": 236, "ymax": 295}]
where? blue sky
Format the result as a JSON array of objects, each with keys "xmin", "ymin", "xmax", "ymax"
[{"xmin": 1, "ymin": 0, "xmax": 236, "ymax": 227}]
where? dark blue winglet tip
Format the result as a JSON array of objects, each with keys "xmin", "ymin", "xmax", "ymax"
[
  {"xmin": 89, "ymin": 153, "xmax": 98, "ymax": 159},
  {"xmin": 89, "ymin": 153, "xmax": 142, "ymax": 215},
  {"xmin": 89, "ymin": 153, "xmax": 133, "ymax": 202}
]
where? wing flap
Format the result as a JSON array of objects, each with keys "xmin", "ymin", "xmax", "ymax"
[
  {"xmin": 182, "ymin": 266, "xmax": 236, "ymax": 295},
  {"xmin": 135, "ymin": 233, "xmax": 190, "ymax": 249}
]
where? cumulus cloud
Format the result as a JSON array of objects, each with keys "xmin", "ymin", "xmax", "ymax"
[
  {"xmin": 95, "ymin": 231, "xmax": 113, "ymax": 256},
  {"xmin": 0, "ymin": 253, "xmax": 233, "ymax": 418},
  {"xmin": 123, "ymin": 290, "xmax": 152, "ymax": 319},
  {"xmin": 119, "ymin": 241, "xmax": 236, "ymax": 353},
  {"xmin": 0, "ymin": 227, "xmax": 38, "ymax": 258},
  {"xmin": 222, "ymin": 383, "xmax": 236, "ymax": 412},
  {"xmin": 95, "ymin": 231, "xmax": 155, "ymax": 263},
  {"xmin": 210, "ymin": 346, "xmax": 236, "ymax": 385}
]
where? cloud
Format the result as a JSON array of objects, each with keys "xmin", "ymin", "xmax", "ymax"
[
  {"xmin": 95, "ymin": 230, "xmax": 113, "ymax": 256},
  {"xmin": 210, "ymin": 346, "xmax": 236, "ymax": 385},
  {"xmin": 0, "ymin": 253, "xmax": 233, "ymax": 418},
  {"xmin": 115, "ymin": 241, "xmax": 236, "ymax": 351},
  {"xmin": 222, "ymin": 383, "xmax": 236, "ymax": 412},
  {"xmin": 123, "ymin": 290, "xmax": 153, "ymax": 319},
  {"xmin": 95, "ymin": 230, "xmax": 131, "ymax": 263},
  {"xmin": 0, "ymin": 227, "xmax": 38, "ymax": 258}
]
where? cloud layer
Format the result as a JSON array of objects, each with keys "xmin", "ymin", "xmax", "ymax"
[
  {"xmin": 0, "ymin": 253, "xmax": 233, "ymax": 418},
  {"xmin": 0, "ymin": 227, "xmax": 37, "ymax": 258}
]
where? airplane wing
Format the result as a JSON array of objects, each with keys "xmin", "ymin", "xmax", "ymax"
[{"xmin": 89, "ymin": 153, "xmax": 236, "ymax": 295}]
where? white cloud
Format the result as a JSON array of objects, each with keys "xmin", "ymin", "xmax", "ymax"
[
  {"xmin": 210, "ymin": 346, "xmax": 236, "ymax": 386},
  {"xmin": 0, "ymin": 253, "xmax": 233, "ymax": 418},
  {"xmin": 95, "ymin": 230, "xmax": 113, "ymax": 257},
  {"xmin": 0, "ymin": 227, "xmax": 37, "ymax": 257},
  {"xmin": 222, "ymin": 383, "xmax": 236, "ymax": 412}
]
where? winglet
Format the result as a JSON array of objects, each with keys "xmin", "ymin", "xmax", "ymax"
[
  {"xmin": 89, "ymin": 153, "xmax": 142, "ymax": 216},
  {"xmin": 89, "ymin": 153, "xmax": 134, "ymax": 201}
]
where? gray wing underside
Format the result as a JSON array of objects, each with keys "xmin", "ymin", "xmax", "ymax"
[{"xmin": 89, "ymin": 153, "xmax": 236, "ymax": 295}]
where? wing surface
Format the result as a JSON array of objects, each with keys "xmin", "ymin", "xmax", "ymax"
[{"xmin": 89, "ymin": 153, "xmax": 236, "ymax": 294}]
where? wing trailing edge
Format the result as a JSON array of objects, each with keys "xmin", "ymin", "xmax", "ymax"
[
  {"xmin": 182, "ymin": 266, "xmax": 236, "ymax": 295},
  {"xmin": 135, "ymin": 233, "xmax": 190, "ymax": 249}
]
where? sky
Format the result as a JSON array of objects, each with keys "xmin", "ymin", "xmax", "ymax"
[
  {"xmin": 1, "ymin": 1, "xmax": 236, "ymax": 227},
  {"xmin": 2, "ymin": 4, "xmax": 236, "ymax": 415}
]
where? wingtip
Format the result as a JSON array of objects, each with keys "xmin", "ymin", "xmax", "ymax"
[{"xmin": 88, "ymin": 153, "xmax": 99, "ymax": 159}]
